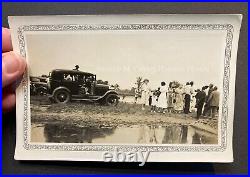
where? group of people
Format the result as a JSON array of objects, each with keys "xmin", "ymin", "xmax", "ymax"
[{"xmin": 138, "ymin": 79, "xmax": 220, "ymax": 119}]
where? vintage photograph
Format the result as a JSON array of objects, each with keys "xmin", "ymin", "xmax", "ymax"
[
  {"xmin": 9, "ymin": 15, "xmax": 242, "ymax": 162},
  {"xmin": 27, "ymin": 26, "xmax": 223, "ymax": 145}
]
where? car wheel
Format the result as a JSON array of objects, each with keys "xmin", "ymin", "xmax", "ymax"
[
  {"xmin": 54, "ymin": 90, "xmax": 70, "ymax": 103},
  {"xmin": 105, "ymin": 94, "xmax": 119, "ymax": 106}
]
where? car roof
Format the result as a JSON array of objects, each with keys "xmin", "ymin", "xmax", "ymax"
[
  {"xmin": 30, "ymin": 76, "xmax": 48, "ymax": 79},
  {"xmin": 51, "ymin": 69, "xmax": 95, "ymax": 76}
]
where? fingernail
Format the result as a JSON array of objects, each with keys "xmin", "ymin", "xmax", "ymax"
[{"xmin": 3, "ymin": 52, "xmax": 24, "ymax": 74}]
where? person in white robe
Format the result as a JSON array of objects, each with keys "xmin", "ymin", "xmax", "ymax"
[
  {"xmin": 157, "ymin": 81, "xmax": 168, "ymax": 113},
  {"xmin": 141, "ymin": 79, "xmax": 150, "ymax": 110},
  {"xmin": 189, "ymin": 81, "xmax": 196, "ymax": 112}
]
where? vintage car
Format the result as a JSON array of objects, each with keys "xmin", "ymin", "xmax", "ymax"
[
  {"xmin": 47, "ymin": 69, "xmax": 119, "ymax": 106},
  {"xmin": 30, "ymin": 76, "xmax": 48, "ymax": 96}
]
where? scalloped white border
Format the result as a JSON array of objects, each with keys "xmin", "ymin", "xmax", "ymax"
[{"xmin": 17, "ymin": 24, "xmax": 233, "ymax": 152}]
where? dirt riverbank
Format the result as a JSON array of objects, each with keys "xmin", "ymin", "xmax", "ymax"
[{"xmin": 31, "ymin": 96, "xmax": 218, "ymax": 135}]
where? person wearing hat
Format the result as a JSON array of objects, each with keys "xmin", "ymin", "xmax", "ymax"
[
  {"xmin": 73, "ymin": 65, "xmax": 79, "ymax": 71},
  {"xmin": 203, "ymin": 83, "xmax": 214, "ymax": 116},
  {"xmin": 207, "ymin": 86, "xmax": 220, "ymax": 118},
  {"xmin": 195, "ymin": 86, "xmax": 206, "ymax": 119},
  {"xmin": 141, "ymin": 79, "xmax": 150, "ymax": 110}
]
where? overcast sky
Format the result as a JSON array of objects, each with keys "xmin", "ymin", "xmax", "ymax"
[{"xmin": 26, "ymin": 30, "xmax": 226, "ymax": 90}]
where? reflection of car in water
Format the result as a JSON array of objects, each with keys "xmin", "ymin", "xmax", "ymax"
[
  {"xmin": 43, "ymin": 124, "xmax": 115, "ymax": 143},
  {"xmin": 47, "ymin": 69, "xmax": 119, "ymax": 105},
  {"xmin": 30, "ymin": 76, "xmax": 48, "ymax": 96}
]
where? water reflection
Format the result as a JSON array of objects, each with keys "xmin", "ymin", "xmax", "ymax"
[{"xmin": 31, "ymin": 123, "xmax": 217, "ymax": 144}]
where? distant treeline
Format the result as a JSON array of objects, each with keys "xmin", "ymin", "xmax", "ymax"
[{"xmin": 117, "ymin": 88, "xmax": 136, "ymax": 97}]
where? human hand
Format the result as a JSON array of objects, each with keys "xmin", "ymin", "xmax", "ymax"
[{"xmin": 2, "ymin": 27, "xmax": 26, "ymax": 112}]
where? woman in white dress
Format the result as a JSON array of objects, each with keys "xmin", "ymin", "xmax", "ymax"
[
  {"xmin": 141, "ymin": 79, "xmax": 150, "ymax": 110},
  {"xmin": 167, "ymin": 82, "xmax": 174, "ymax": 113},
  {"xmin": 157, "ymin": 82, "xmax": 168, "ymax": 113}
]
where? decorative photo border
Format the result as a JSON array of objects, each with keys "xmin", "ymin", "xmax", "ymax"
[{"xmin": 17, "ymin": 24, "xmax": 233, "ymax": 152}]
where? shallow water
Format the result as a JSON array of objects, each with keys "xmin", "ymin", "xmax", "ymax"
[{"xmin": 31, "ymin": 123, "xmax": 217, "ymax": 144}]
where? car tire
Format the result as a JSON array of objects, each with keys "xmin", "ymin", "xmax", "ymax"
[
  {"xmin": 105, "ymin": 94, "xmax": 119, "ymax": 106},
  {"xmin": 54, "ymin": 89, "xmax": 71, "ymax": 103}
]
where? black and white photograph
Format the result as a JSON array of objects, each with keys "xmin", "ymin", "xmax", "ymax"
[
  {"xmin": 8, "ymin": 14, "xmax": 242, "ymax": 162},
  {"xmin": 29, "ymin": 26, "xmax": 221, "ymax": 145}
]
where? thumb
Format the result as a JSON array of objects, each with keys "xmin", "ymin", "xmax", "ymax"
[{"xmin": 2, "ymin": 52, "xmax": 26, "ymax": 88}]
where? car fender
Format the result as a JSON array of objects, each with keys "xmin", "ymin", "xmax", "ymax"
[
  {"xmin": 52, "ymin": 86, "xmax": 71, "ymax": 97},
  {"xmin": 96, "ymin": 90, "xmax": 119, "ymax": 100}
]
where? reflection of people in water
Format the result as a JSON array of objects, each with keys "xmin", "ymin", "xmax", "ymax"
[
  {"xmin": 185, "ymin": 126, "xmax": 217, "ymax": 144},
  {"xmin": 137, "ymin": 125, "xmax": 148, "ymax": 143},
  {"xmin": 137, "ymin": 125, "xmax": 165, "ymax": 144},
  {"xmin": 162, "ymin": 126, "xmax": 184, "ymax": 144},
  {"xmin": 192, "ymin": 133, "xmax": 202, "ymax": 144},
  {"xmin": 161, "ymin": 125, "xmax": 213, "ymax": 144}
]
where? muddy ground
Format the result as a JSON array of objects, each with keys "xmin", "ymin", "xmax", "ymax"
[{"xmin": 31, "ymin": 96, "xmax": 218, "ymax": 135}]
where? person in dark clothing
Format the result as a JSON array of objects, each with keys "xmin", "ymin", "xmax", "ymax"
[
  {"xmin": 184, "ymin": 94, "xmax": 191, "ymax": 114},
  {"xmin": 195, "ymin": 86, "xmax": 207, "ymax": 119},
  {"xmin": 207, "ymin": 86, "xmax": 220, "ymax": 118},
  {"xmin": 184, "ymin": 82, "xmax": 191, "ymax": 114},
  {"xmin": 203, "ymin": 84, "xmax": 214, "ymax": 116},
  {"xmin": 149, "ymin": 95, "xmax": 152, "ymax": 106}
]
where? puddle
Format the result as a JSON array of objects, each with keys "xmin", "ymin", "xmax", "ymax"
[{"xmin": 31, "ymin": 123, "xmax": 217, "ymax": 144}]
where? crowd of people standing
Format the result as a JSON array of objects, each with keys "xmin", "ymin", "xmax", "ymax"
[{"xmin": 137, "ymin": 79, "xmax": 220, "ymax": 119}]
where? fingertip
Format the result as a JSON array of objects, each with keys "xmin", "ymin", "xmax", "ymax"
[
  {"xmin": 2, "ymin": 52, "xmax": 27, "ymax": 88},
  {"xmin": 2, "ymin": 27, "xmax": 12, "ymax": 52}
]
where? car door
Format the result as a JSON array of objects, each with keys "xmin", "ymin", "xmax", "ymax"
[
  {"xmin": 76, "ymin": 74, "xmax": 88, "ymax": 98},
  {"xmin": 62, "ymin": 73, "xmax": 79, "ymax": 95}
]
